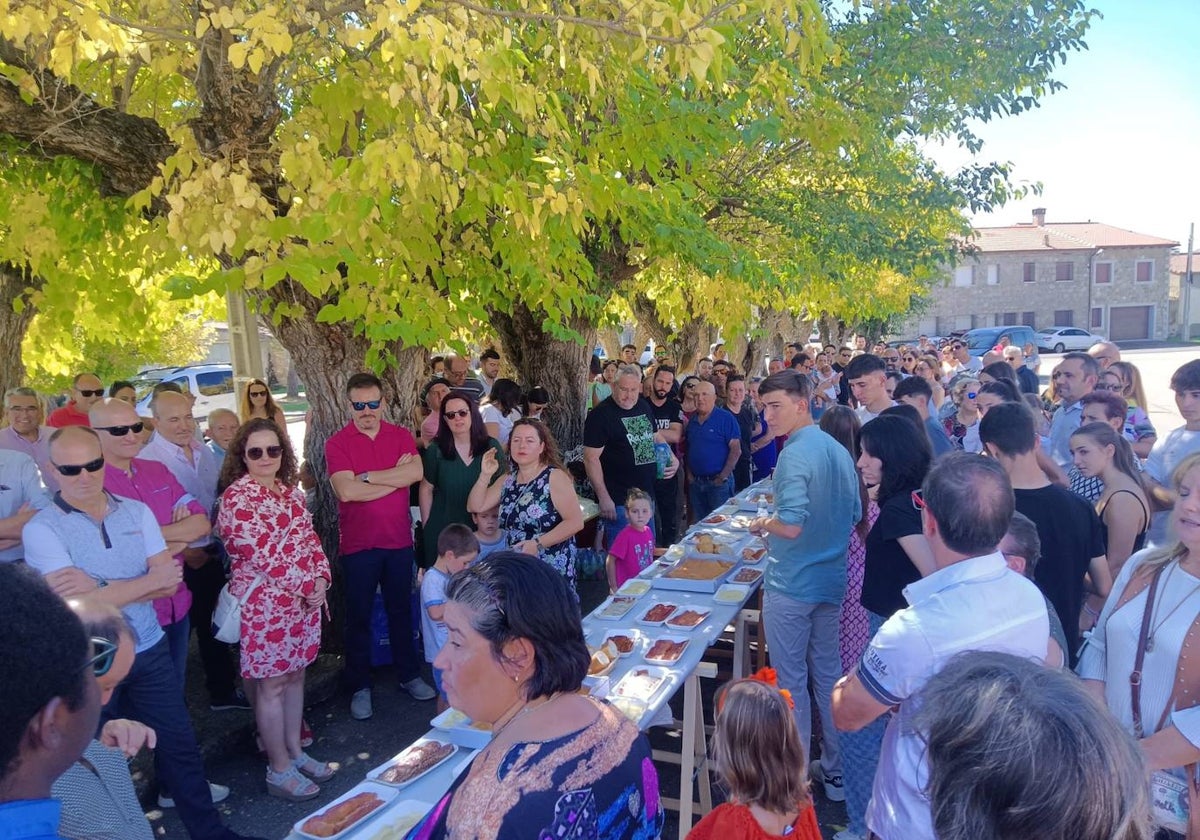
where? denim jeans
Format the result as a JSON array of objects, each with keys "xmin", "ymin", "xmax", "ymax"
[
  {"xmin": 601, "ymin": 504, "xmax": 656, "ymax": 549},
  {"xmin": 342, "ymin": 546, "xmax": 421, "ymax": 689},
  {"xmin": 162, "ymin": 615, "xmax": 191, "ymax": 691},
  {"xmin": 762, "ymin": 590, "xmax": 843, "ymax": 775},
  {"xmin": 102, "ymin": 637, "xmax": 228, "ymax": 840},
  {"xmin": 688, "ymin": 475, "xmax": 734, "ymax": 523}
]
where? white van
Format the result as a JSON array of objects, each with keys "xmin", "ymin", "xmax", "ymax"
[{"xmin": 131, "ymin": 364, "xmax": 237, "ymax": 420}]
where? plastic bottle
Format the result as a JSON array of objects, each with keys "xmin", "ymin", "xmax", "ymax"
[{"xmin": 654, "ymin": 442, "xmax": 672, "ymax": 480}]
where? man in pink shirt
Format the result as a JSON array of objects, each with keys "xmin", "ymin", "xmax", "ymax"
[
  {"xmin": 91, "ymin": 398, "xmax": 211, "ymax": 683},
  {"xmin": 47, "ymin": 373, "xmax": 105, "ymax": 428},
  {"xmin": 326, "ymin": 372, "xmax": 434, "ymax": 720}
]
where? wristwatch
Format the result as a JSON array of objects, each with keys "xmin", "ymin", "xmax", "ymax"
[
  {"xmin": 357, "ymin": 472, "xmax": 370, "ymax": 483},
  {"xmin": 534, "ymin": 537, "xmax": 544, "ymax": 552},
  {"xmin": 96, "ymin": 578, "xmax": 108, "ymax": 589}
]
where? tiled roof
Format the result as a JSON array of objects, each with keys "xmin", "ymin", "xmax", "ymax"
[
  {"xmin": 1169, "ymin": 253, "xmax": 1199, "ymax": 275},
  {"xmin": 967, "ymin": 222, "xmax": 1178, "ymax": 253}
]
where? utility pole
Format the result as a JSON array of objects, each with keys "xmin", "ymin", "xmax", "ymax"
[
  {"xmin": 225, "ymin": 290, "xmax": 265, "ymax": 396},
  {"xmin": 1185, "ymin": 223, "xmax": 1195, "ymax": 341}
]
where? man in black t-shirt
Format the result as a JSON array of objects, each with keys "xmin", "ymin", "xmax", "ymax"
[
  {"xmin": 980, "ymin": 403, "xmax": 1110, "ymax": 664},
  {"xmin": 647, "ymin": 366, "xmax": 684, "ymax": 547},
  {"xmin": 584, "ymin": 365, "xmax": 678, "ymax": 547}
]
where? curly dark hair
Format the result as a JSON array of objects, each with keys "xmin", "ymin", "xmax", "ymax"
[
  {"xmin": 217, "ymin": 417, "xmax": 297, "ymax": 494},
  {"xmin": 0, "ymin": 564, "xmax": 91, "ymax": 785}
]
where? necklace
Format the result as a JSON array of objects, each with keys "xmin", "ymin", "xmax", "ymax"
[
  {"xmin": 1146, "ymin": 561, "xmax": 1200, "ymax": 653},
  {"xmin": 490, "ymin": 691, "xmax": 561, "ymax": 743}
]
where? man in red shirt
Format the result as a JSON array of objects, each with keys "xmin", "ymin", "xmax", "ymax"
[
  {"xmin": 47, "ymin": 373, "xmax": 105, "ymax": 427},
  {"xmin": 326, "ymin": 372, "xmax": 434, "ymax": 720}
]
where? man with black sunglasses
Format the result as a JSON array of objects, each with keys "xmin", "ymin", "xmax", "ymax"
[
  {"xmin": 47, "ymin": 373, "xmax": 104, "ymax": 429},
  {"xmin": 326, "ymin": 372, "xmax": 434, "ymax": 720},
  {"xmin": 23, "ymin": 427, "xmax": 260, "ymax": 840}
]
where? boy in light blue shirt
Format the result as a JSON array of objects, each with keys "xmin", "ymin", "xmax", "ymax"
[{"xmin": 421, "ymin": 524, "xmax": 478, "ymax": 712}]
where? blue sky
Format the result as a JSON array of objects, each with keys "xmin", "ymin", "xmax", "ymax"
[{"xmin": 924, "ymin": 0, "xmax": 1200, "ymax": 248}]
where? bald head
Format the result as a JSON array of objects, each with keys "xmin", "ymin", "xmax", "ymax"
[
  {"xmin": 89, "ymin": 398, "xmax": 139, "ymax": 428},
  {"xmin": 1088, "ymin": 341, "xmax": 1120, "ymax": 369},
  {"xmin": 150, "ymin": 391, "xmax": 195, "ymax": 447},
  {"xmin": 89, "ymin": 399, "xmax": 143, "ymax": 466},
  {"xmin": 48, "ymin": 427, "xmax": 105, "ymax": 505}
]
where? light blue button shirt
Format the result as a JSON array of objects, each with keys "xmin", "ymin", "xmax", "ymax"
[
  {"xmin": 764, "ymin": 424, "xmax": 861, "ymax": 604},
  {"xmin": 1048, "ymin": 400, "xmax": 1083, "ymax": 467}
]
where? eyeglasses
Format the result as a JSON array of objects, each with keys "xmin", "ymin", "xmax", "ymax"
[
  {"xmin": 245, "ymin": 445, "xmax": 283, "ymax": 460},
  {"xmin": 249, "ymin": 390, "xmax": 268, "ymax": 398},
  {"xmin": 83, "ymin": 636, "xmax": 119, "ymax": 677},
  {"xmin": 51, "ymin": 457, "xmax": 105, "ymax": 476},
  {"xmin": 904, "ymin": 357, "xmax": 916, "ymax": 362},
  {"xmin": 444, "ymin": 409, "xmax": 470, "ymax": 419},
  {"xmin": 350, "ymin": 400, "xmax": 382, "ymax": 411},
  {"xmin": 965, "ymin": 391, "xmax": 978, "ymax": 399},
  {"xmin": 911, "ymin": 489, "xmax": 927, "ymax": 511},
  {"xmin": 94, "ymin": 422, "xmax": 145, "ymax": 437},
  {"xmin": 1095, "ymin": 383, "xmax": 1123, "ymax": 392},
  {"xmin": 77, "ymin": 389, "xmax": 105, "ymax": 398}
]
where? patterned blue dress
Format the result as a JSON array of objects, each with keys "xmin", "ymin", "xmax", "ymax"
[{"xmin": 499, "ymin": 466, "xmax": 577, "ymax": 587}]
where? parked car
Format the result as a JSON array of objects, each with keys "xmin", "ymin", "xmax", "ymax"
[
  {"xmin": 962, "ymin": 326, "xmax": 1037, "ymax": 358},
  {"xmin": 131, "ymin": 363, "xmax": 237, "ymax": 419},
  {"xmin": 1035, "ymin": 327, "xmax": 1106, "ymax": 354}
]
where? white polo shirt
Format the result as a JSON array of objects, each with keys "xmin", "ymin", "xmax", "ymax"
[
  {"xmin": 0, "ymin": 450, "xmax": 48, "ymax": 561},
  {"xmin": 859, "ymin": 551, "xmax": 1049, "ymax": 840}
]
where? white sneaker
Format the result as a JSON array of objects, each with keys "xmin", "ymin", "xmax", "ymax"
[
  {"xmin": 157, "ymin": 781, "xmax": 230, "ymax": 809},
  {"xmin": 809, "ymin": 758, "xmax": 845, "ymax": 802}
]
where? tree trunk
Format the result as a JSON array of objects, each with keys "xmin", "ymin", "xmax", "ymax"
[
  {"xmin": 264, "ymin": 285, "xmax": 425, "ymax": 653},
  {"xmin": 490, "ymin": 302, "xmax": 594, "ymax": 459},
  {"xmin": 0, "ymin": 263, "xmax": 38, "ymax": 396},
  {"xmin": 286, "ymin": 360, "xmax": 301, "ymax": 400}
]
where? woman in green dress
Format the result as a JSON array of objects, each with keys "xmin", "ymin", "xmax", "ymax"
[{"xmin": 419, "ymin": 395, "xmax": 506, "ymax": 567}]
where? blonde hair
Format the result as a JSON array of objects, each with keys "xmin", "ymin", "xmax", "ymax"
[
  {"xmin": 1130, "ymin": 452, "xmax": 1200, "ymax": 574},
  {"xmin": 711, "ymin": 680, "xmax": 810, "ymax": 814},
  {"xmin": 238, "ymin": 378, "xmax": 282, "ymax": 424},
  {"xmin": 1108, "ymin": 361, "xmax": 1148, "ymax": 410}
]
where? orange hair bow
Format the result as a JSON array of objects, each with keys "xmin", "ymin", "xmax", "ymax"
[{"xmin": 746, "ymin": 667, "xmax": 796, "ymax": 710}]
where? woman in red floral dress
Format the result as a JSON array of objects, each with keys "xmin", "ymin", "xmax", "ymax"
[{"xmin": 215, "ymin": 418, "xmax": 335, "ymax": 802}]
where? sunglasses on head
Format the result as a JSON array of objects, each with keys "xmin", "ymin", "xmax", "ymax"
[
  {"xmin": 249, "ymin": 390, "xmax": 268, "ymax": 398},
  {"xmin": 245, "ymin": 445, "xmax": 283, "ymax": 460},
  {"xmin": 84, "ymin": 636, "xmax": 119, "ymax": 677},
  {"xmin": 444, "ymin": 409, "xmax": 470, "ymax": 419},
  {"xmin": 351, "ymin": 399, "xmax": 382, "ymax": 411},
  {"xmin": 77, "ymin": 389, "xmax": 104, "ymax": 398},
  {"xmin": 911, "ymin": 489, "xmax": 927, "ymax": 511},
  {"xmin": 52, "ymin": 457, "xmax": 105, "ymax": 476},
  {"xmin": 95, "ymin": 422, "xmax": 144, "ymax": 437}
]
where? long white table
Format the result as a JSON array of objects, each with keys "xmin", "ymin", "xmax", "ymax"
[{"xmin": 289, "ymin": 482, "xmax": 771, "ymax": 840}]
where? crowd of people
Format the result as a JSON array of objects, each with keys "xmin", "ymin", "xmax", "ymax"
[{"xmin": 2, "ymin": 333, "xmax": 1200, "ymax": 840}]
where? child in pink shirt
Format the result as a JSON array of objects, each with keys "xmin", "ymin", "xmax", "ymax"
[{"xmin": 606, "ymin": 489, "xmax": 656, "ymax": 592}]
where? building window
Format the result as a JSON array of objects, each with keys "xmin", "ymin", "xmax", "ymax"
[
  {"xmin": 1021, "ymin": 311, "xmax": 1036, "ymax": 328},
  {"xmin": 954, "ymin": 266, "xmax": 973, "ymax": 287},
  {"xmin": 1023, "ymin": 262, "xmax": 1035, "ymax": 283},
  {"xmin": 1136, "ymin": 260, "xmax": 1154, "ymax": 283},
  {"xmin": 1054, "ymin": 310, "xmax": 1074, "ymax": 327},
  {"xmin": 1091, "ymin": 307, "xmax": 1104, "ymax": 329},
  {"xmin": 1095, "ymin": 262, "xmax": 1112, "ymax": 284},
  {"xmin": 987, "ymin": 265, "xmax": 1000, "ymax": 286},
  {"xmin": 1055, "ymin": 262, "xmax": 1074, "ymax": 282},
  {"xmin": 1002, "ymin": 312, "xmax": 1017, "ymax": 326}
]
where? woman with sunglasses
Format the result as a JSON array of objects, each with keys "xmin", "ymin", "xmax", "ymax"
[
  {"xmin": 911, "ymin": 355, "xmax": 946, "ymax": 410},
  {"xmin": 215, "ymin": 418, "xmax": 334, "ymax": 801},
  {"xmin": 1102, "ymin": 362, "xmax": 1158, "ymax": 458},
  {"xmin": 419, "ymin": 395, "xmax": 506, "ymax": 567},
  {"xmin": 238, "ymin": 378, "xmax": 286, "ymax": 429},
  {"xmin": 899, "ymin": 351, "xmax": 919, "ymax": 376},
  {"xmin": 469, "ymin": 418, "xmax": 582, "ymax": 587},
  {"xmin": 942, "ymin": 379, "xmax": 981, "ymax": 452}
]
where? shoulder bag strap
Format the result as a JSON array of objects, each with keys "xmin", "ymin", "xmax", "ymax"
[{"xmin": 1130, "ymin": 564, "xmax": 1167, "ymax": 739}]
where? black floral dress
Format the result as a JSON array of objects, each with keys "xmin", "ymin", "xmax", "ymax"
[{"xmin": 499, "ymin": 466, "xmax": 577, "ymax": 586}]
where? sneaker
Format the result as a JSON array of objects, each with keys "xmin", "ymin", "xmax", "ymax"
[
  {"xmin": 351, "ymin": 688, "xmax": 373, "ymax": 720},
  {"xmin": 157, "ymin": 781, "xmax": 231, "ymax": 809},
  {"xmin": 210, "ymin": 688, "xmax": 252, "ymax": 711},
  {"xmin": 401, "ymin": 676, "xmax": 437, "ymax": 701},
  {"xmin": 810, "ymin": 758, "xmax": 845, "ymax": 802}
]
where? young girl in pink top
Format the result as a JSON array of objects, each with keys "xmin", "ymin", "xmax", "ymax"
[{"xmin": 605, "ymin": 488, "xmax": 655, "ymax": 592}]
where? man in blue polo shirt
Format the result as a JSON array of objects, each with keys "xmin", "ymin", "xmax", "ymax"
[
  {"xmin": 683, "ymin": 380, "xmax": 741, "ymax": 520},
  {"xmin": 22, "ymin": 427, "xmax": 260, "ymax": 840}
]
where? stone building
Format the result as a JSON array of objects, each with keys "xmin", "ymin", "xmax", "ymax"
[
  {"xmin": 900, "ymin": 209, "xmax": 1178, "ymax": 341},
  {"xmin": 1169, "ymin": 252, "xmax": 1199, "ymax": 340}
]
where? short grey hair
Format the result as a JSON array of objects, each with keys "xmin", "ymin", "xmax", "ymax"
[
  {"xmin": 922, "ymin": 452, "xmax": 1013, "ymax": 556},
  {"xmin": 207, "ymin": 408, "xmax": 238, "ymax": 425},
  {"xmin": 616, "ymin": 364, "xmax": 643, "ymax": 383},
  {"xmin": 1002, "ymin": 512, "xmax": 1041, "ymax": 578},
  {"xmin": 4, "ymin": 387, "xmax": 37, "ymax": 402},
  {"xmin": 915, "ymin": 651, "xmax": 1152, "ymax": 840}
]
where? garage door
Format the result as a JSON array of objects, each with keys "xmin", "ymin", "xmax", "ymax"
[{"xmin": 1109, "ymin": 306, "xmax": 1152, "ymax": 341}]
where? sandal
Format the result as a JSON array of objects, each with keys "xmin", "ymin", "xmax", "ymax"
[
  {"xmin": 266, "ymin": 765, "xmax": 320, "ymax": 802},
  {"xmin": 294, "ymin": 751, "xmax": 337, "ymax": 782}
]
